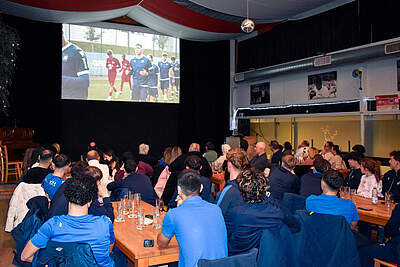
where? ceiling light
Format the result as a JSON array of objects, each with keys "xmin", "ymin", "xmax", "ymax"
[{"xmin": 241, "ymin": 0, "xmax": 255, "ymax": 33}]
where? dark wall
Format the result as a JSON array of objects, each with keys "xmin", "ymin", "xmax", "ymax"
[
  {"xmin": 238, "ymin": 0, "xmax": 400, "ymax": 72},
  {"xmin": 1, "ymin": 15, "xmax": 231, "ymax": 160}
]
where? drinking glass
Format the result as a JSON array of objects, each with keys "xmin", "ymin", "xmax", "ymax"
[
  {"xmin": 385, "ymin": 192, "xmax": 392, "ymax": 211},
  {"xmin": 159, "ymin": 199, "xmax": 164, "ymax": 213},
  {"xmin": 126, "ymin": 200, "xmax": 133, "ymax": 218},
  {"xmin": 134, "ymin": 193, "xmax": 141, "ymax": 204},
  {"xmin": 122, "ymin": 193, "xmax": 129, "ymax": 215},
  {"xmin": 343, "ymin": 186, "xmax": 350, "ymax": 199},
  {"xmin": 136, "ymin": 208, "xmax": 145, "ymax": 230},
  {"xmin": 115, "ymin": 201, "xmax": 125, "ymax": 222},
  {"xmin": 350, "ymin": 189, "xmax": 357, "ymax": 204},
  {"xmin": 153, "ymin": 208, "xmax": 161, "ymax": 229},
  {"xmin": 128, "ymin": 190, "xmax": 133, "ymax": 201}
]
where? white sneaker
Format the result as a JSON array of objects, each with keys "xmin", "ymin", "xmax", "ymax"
[
  {"xmin": 116, "ymin": 91, "xmax": 121, "ymax": 97},
  {"xmin": 106, "ymin": 96, "xmax": 112, "ymax": 101}
]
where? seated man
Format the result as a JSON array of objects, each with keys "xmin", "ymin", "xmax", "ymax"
[
  {"xmin": 87, "ymin": 150, "xmax": 110, "ymax": 187},
  {"xmin": 269, "ymin": 140, "xmax": 283, "ymax": 166},
  {"xmin": 42, "ymin": 154, "xmax": 71, "ymax": 200},
  {"xmin": 344, "ymin": 152, "xmax": 363, "ymax": 190},
  {"xmin": 300, "ymin": 158, "xmax": 330, "ymax": 197},
  {"xmin": 228, "ymin": 168, "xmax": 300, "ymax": 256},
  {"xmin": 268, "ymin": 154, "xmax": 300, "ymax": 201},
  {"xmin": 306, "ymin": 170, "xmax": 358, "ymax": 230},
  {"xmin": 168, "ymin": 155, "xmax": 213, "ymax": 208},
  {"xmin": 250, "ymin": 142, "xmax": 270, "ymax": 172},
  {"xmin": 382, "ymin": 151, "xmax": 400, "ymax": 202},
  {"xmin": 22, "ymin": 148, "xmax": 53, "ymax": 184},
  {"xmin": 107, "ymin": 159, "xmax": 157, "ymax": 206},
  {"xmin": 359, "ymin": 203, "xmax": 400, "ymax": 267},
  {"xmin": 21, "ymin": 171, "xmax": 115, "ymax": 266},
  {"xmin": 157, "ymin": 172, "xmax": 227, "ymax": 267}
]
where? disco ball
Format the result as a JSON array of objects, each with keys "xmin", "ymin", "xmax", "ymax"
[{"xmin": 241, "ymin": 19, "xmax": 255, "ymax": 33}]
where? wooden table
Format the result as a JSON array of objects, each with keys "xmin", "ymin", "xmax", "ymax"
[
  {"xmin": 345, "ymin": 194, "xmax": 395, "ymax": 226},
  {"xmin": 210, "ymin": 171, "xmax": 225, "ymax": 193},
  {"xmin": 112, "ymin": 201, "xmax": 179, "ymax": 267}
]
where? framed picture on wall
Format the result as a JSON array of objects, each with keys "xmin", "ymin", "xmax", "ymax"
[
  {"xmin": 308, "ymin": 71, "xmax": 337, "ymax": 100},
  {"xmin": 250, "ymin": 82, "xmax": 270, "ymax": 105}
]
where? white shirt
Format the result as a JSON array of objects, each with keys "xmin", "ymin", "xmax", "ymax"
[
  {"xmin": 87, "ymin": 160, "xmax": 113, "ymax": 187},
  {"xmin": 357, "ymin": 174, "xmax": 382, "ymax": 198}
]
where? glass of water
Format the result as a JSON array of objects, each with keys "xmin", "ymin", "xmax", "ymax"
[
  {"xmin": 153, "ymin": 208, "xmax": 161, "ymax": 229},
  {"xmin": 136, "ymin": 208, "xmax": 145, "ymax": 230},
  {"xmin": 115, "ymin": 201, "xmax": 125, "ymax": 222},
  {"xmin": 385, "ymin": 192, "xmax": 392, "ymax": 211}
]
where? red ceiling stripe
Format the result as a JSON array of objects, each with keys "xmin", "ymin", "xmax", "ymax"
[{"xmin": 8, "ymin": 0, "xmax": 140, "ymax": 12}]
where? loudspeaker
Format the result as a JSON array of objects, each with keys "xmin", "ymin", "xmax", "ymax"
[{"xmin": 237, "ymin": 119, "xmax": 250, "ymax": 136}]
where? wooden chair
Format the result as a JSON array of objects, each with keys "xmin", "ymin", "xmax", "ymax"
[
  {"xmin": 0, "ymin": 144, "xmax": 23, "ymax": 183},
  {"xmin": 374, "ymin": 258, "xmax": 397, "ymax": 267}
]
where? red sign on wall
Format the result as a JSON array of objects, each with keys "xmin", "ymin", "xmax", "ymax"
[{"xmin": 375, "ymin": 94, "xmax": 399, "ymax": 111}]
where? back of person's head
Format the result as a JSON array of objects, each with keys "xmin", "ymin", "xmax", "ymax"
[
  {"xmin": 184, "ymin": 155, "xmax": 202, "ymax": 171},
  {"xmin": 177, "ymin": 171, "xmax": 202, "ymax": 196},
  {"xmin": 52, "ymin": 143, "xmax": 61, "ymax": 154},
  {"xmin": 240, "ymin": 138, "xmax": 249, "ymax": 152},
  {"xmin": 163, "ymin": 147, "xmax": 173, "ymax": 165},
  {"xmin": 39, "ymin": 149, "xmax": 54, "ymax": 163},
  {"xmin": 322, "ymin": 170, "xmax": 344, "ymax": 192},
  {"xmin": 171, "ymin": 146, "xmax": 182, "ymax": 163},
  {"xmin": 326, "ymin": 141, "xmax": 334, "ymax": 149},
  {"xmin": 188, "ymin": 143, "xmax": 200, "ymax": 152},
  {"xmin": 205, "ymin": 141, "xmax": 215, "ymax": 151},
  {"xmin": 332, "ymin": 145, "xmax": 341, "ymax": 155},
  {"xmin": 121, "ymin": 151, "xmax": 135, "ymax": 162},
  {"xmin": 314, "ymin": 158, "xmax": 331, "ymax": 173},
  {"xmin": 347, "ymin": 152, "xmax": 362, "ymax": 164},
  {"xmin": 221, "ymin": 144, "xmax": 231, "ymax": 155},
  {"xmin": 313, "ymin": 154, "xmax": 323, "ymax": 162},
  {"xmin": 125, "ymin": 159, "xmax": 137, "ymax": 174},
  {"xmin": 352, "ymin": 144, "xmax": 366, "ymax": 155},
  {"xmin": 71, "ymin": 161, "xmax": 89, "ymax": 177},
  {"xmin": 227, "ymin": 148, "xmax": 250, "ymax": 170},
  {"xmin": 64, "ymin": 171, "xmax": 98, "ymax": 206},
  {"xmin": 361, "ymin": 158, "xmax": 377, "ymax": 176},
  {"xmin": 269, "ymin": 140, "xmax": 280, "ymax": 150},
  {"xmin": 139, "ymin": 143, "xmax": 149, "ymax": 155},
  {"xmin": 299, "ymin": 140, "xmax": 310, "ymax": 148},
  {"xmin": 86, "ymin": 150, "xmax": 100, "ymax": 161},
  {"xmin": 390, "ymin": 151, "xmax": 400, "ymax": 163},
  {"xmin": 237, "ymin": 168, "xmax": 269, "ymax": 203},
  {"xmin": 284, "ymin": 141, "xmax": 292, "ymax": 151},
  {"xmin": 53, "ymin": 154, "xmax": 71, "ymax": 169},
  {"xmin": 84, "ymin": 166, "xmax": 103, "ymax": 183},
  {"xmin": 282, "ymin": 154, "xmax": 296, "ymax": 170}
]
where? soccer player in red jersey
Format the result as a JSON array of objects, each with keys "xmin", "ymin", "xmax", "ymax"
[
  {"xmin": 119, "ymin": 54, "xmax": 131, "ymax": 93},
  {"xmin": 106, "ymin": 50, "xmax": 121, "ymax": 101}
]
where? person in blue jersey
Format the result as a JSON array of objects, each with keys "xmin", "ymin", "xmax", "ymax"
[
  {"xmin": 157, "ymin": 172, "xmax": 227, "ymax": 267},
  {"xmin": 158, "ymin": 53, "xmax": 172, "ymax": 102},
  {"xmin": 170, "ymin": 57, "xmax": 180, "ymax": 99},
  {"xmin": 147, "ymin": 55, "xmax": 160, "ymax": 102},
  {"xmin": 129, "ymin": 43, "xmax": 152, "ymax": 102},
  {"xmin": 21, "ymin": 171, "xmax": 115, "ymax": 267},
  {"xmin": 42, "ymin": 154, "xmax": 71, "ymax": 201},
  {"xmin": 61, "ymin": 30, "xmax": 90, "ymax": 100}
]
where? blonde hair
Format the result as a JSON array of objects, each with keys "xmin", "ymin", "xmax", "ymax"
[{"xmin": 221, "ymin": 144, "xmax": 231, "ymax": 155}]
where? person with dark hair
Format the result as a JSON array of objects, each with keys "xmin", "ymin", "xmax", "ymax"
[
  {"xmin": 306, "ymin": 170, "xmax": 359, "ymax": 230},
  {"xmin": 329, "ymin": 145, "xmax": 346, "ymax": 170},
  {"xmin": 157, "ymin": 172, "xmax": 227, "ymax": 266},
  {"xmin": 344, "ymin": 152, "xmax": 363, "ymax": 189},
  {"xmin": 321, "ymin": 141, "xmax": 334, "ymax": 162},
  {"xmin": 22, "ymin": 148, "xmax": 54, "ymax": 184},
  {"xmin": 269, "ymin": 140, "xmax": 283, "ymax": 165},
  {"xmin": 42, "ymin": 154, "xmax": 71, "ymax": 200},
  {"xmin": 168, "ymin": 155, "xmax": 213, "ymax": 208},
  {"xmin": 358, "ymin": 158, "xmax": 381, "ymax": 199},
  {"xmin": 300, "ymin": 158, "xmax": 330, "ymax": 197},
  {"xmin": 282, "ymin": 141, "xmax": 293, "ymax": 156},
  {"xmin": 130, "ymin": 43, "xmax": 152, "ymax": 101},
  {"xmin": 228, "ymin": 168, "xmax": 300, "ymax": 255},
  {"xmin": 158, "ymin": 52, "xmax": 172, "ymax": 102},
  {"xmin": 268, "ymin": 154, "xmax": 300, "ymax": 201},
  {"xmin": 240, "ymin": 138, "xmax": 249, "ymax": 152},
  {"xmin": 107, "ymin": 159, "xmax": 157, "ymax": 206},
  {"xmin": 203, "ymin": 141, "xmax": 218, "ymax": 163},
  {"xmin": 21, "ymin": 172, "xmax": 115, "ymax": 266},
  {"xmin": 170, "ymin": 56, "xmax": 180, "ymax": 97},
  {"xmin": 382, "ymin": 151, "xmax": 400, "ymax": 202},
  {"xmin": 119, "ymin": 54, "xmax": 131, "ymax": 94},
  {"xmin": 352, "ymin": 144, "xmax": 366, "ymax": 156}
]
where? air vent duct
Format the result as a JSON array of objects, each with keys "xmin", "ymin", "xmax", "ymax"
[{"xmin": 314, "ymin": 56, "xmax": 332, "ymax": 67}]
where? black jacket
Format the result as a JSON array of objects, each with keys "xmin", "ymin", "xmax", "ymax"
[{"xmin": 269, "ymin": 166, "xmax": 300, "ymax": 201}]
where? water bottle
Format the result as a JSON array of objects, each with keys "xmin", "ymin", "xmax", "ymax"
[{"xmin": 372, "ymin": 187, "xmax": 378, "ymax": 204}]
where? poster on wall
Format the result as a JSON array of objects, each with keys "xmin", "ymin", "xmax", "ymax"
[
  {"xmin": 250, "ymin": 82, "xmax": 270, "ymax": 105},
  {"xmin": 376, "ymin": 94, "xmax": 399, "ymax": 112},
  {"xmin": 308, "ymin": 71, "xmax": 337, "ymax": 100},
  {"xmin": 397, "ymin": 60, "xmax": 400, "ymax": 91}
]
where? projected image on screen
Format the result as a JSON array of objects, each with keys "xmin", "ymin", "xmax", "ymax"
[{"xmin": 62, "ymin": 24, "xmax": 180, "ymax": 103}]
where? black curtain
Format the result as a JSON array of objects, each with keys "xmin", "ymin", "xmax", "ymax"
[
  {"xmin": 238, "ymin": 0, "xmax": 400, "ymax": 72},
  {"xmin": 178, "ymin": 40, "xmax": 231, "ymax": 153}
]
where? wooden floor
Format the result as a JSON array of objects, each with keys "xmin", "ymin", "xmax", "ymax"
[{"xmin": 0, "ymin": 198, "xmax": 15, "ymax": 266}]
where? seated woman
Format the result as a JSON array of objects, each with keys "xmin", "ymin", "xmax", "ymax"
[
  {"xmin": 358, "ymin": 158, "xmax": 382, "ymax": 198},
  {"xmin": 228, "ymin": 168, "xmax": 300, "ymax": 256},
  {"xmin": 329, "ymin": 145, "xmax": 346, "ymax": 170},
  {"xmin": 154, "ymin": 146, "xmax": 182, "ymax": 198}
]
